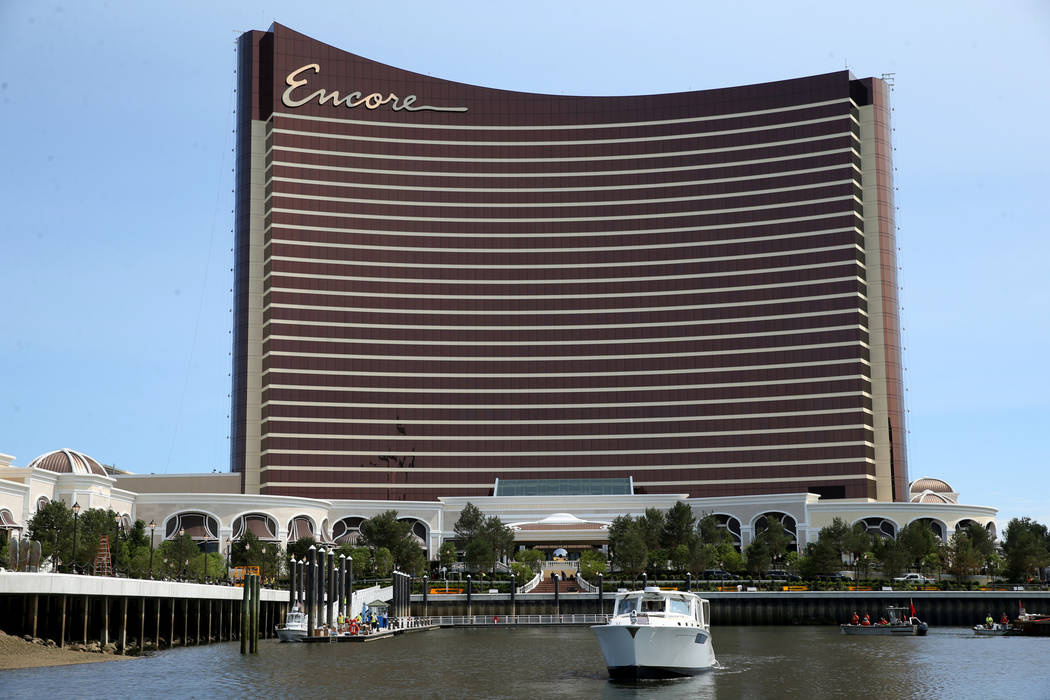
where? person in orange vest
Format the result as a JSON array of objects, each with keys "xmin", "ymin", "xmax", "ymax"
[
  {"xmin": 861, "ymin": 614, "xmax": 871, "ymax": 626},
  {"xmin": 850, "ymin": 612, "xmax": 860, "ymax": 625}
]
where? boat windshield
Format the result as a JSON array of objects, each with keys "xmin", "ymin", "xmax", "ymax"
[
  {"xmin": 642, "ymin": 598, "xmax": 665, "ymax": 613},
  {"xmin": 668, "ymin": 598, "xmax": 691, "ymax": 616},
  {"xmin": 615, "ymin": 597, "xmax": 641, "ymax": 615}
]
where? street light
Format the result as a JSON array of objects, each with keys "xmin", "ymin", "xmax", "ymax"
[
  {"xmin": 71, "ymin": 503, "xmax": 80, "ymax": 574},
  {"xmin": 148, "ymin": 520, "xmax": 156, "ymax": 579},
  {"xmin": 113, "ymin": 514, "xmax": 121, "ymax": 577},
  {"xmin": 179, "ymin": 527, "xmax": 187, "ymax": 579}
]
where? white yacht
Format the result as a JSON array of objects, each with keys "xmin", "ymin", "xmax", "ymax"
[
  {"xmin": 591, "ymin": 586, "xmax": 716, "ymax": 679},
  {"xmin": 275, "ymin": 609, "xmax": 308, "ymax": 642}
]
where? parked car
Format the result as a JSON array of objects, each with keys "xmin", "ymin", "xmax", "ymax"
[
  {"xmin": 893, "ymin": 572, "xmax": 934, "ymax": 584},
  {"xmin": 703, "ymin": 569, "xmax": 733, "ymax": 580},
  {"xmin": 816, "ymin": 572, "xmax": 854, "ymax": 581},
  {"xmin": 767, "ymin": 569, "xmax": 801, "ymax": 581}
]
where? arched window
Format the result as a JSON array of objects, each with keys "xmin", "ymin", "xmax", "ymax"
[
  {"xmin": 708, "ymin": 514, "xmax": 743, "ymax": 550},
  {"xmin": 912, "ymin": 517, "xmax": 946, "ymax": 541},
  {"xmin": 332, "ymin": 516, "xmax": 366, "ymax": 545},
  {"xmin": 857, "ymin": 517, "xmax": 897, "ymax": 540},
  {"xmin": 287, "ymin": 516, "xmax": 316, "ymax": 542},
  {"xmin": 397, "ymin": 517, "xmax": 429, "ymax": 554},
  {"xmin": 753, "ymin": 512, "xmax": 799, "ymax": 552},
  {"xmin": 165, "ymin": 512, "xmax": 220, "ymax": 552},
  {"xmin": 232, "ymin": 513, "xmax": 279, "ymax": 541}
]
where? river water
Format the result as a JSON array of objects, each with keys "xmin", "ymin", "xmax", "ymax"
[{"xmin": 2, "ymin": 626, "xmax": 1048, "ymax": 699}]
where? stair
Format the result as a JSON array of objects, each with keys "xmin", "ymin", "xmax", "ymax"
[
  {"xmin": 93, "ymin": 535, "xmax": 113, "ymax": 576},
  {"xmin": 528, "ymin": 578, "xmax": 580, "ymax": 594}
]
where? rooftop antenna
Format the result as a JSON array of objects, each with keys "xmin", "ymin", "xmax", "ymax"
[{"xmin": 881, "ymin": 72, "xmax": 896, "ymax": 89}]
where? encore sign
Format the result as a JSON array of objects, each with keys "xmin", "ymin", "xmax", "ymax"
[{"xmin": 282, "ymin": 64, "xmax": 468, "ymax": 113}]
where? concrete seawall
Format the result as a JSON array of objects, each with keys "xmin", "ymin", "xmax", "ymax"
[{"xmin": 413, "ymin": 591, "xmax": 1050, "ymax": 626}]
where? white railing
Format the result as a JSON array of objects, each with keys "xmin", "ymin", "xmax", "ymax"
[
  {"xmin": 575, "ymin": 574, "xmax": 598, "ymax": 593},
  {"xmin": 542, "ymin": 560, "xmax": 579, "ymax": 571},
  {"xmin": 427, "ymin": 614, "xmax": 610, "ymax": 626},
  {"xmin": 517, "ymin": 571, "xmax": 542, "ymax": 594}
]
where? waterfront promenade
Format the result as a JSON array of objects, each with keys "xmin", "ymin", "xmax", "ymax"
[
  {"xmin": 0, "ymin": 571, "xmax": 287, "ymax": 652},
  {"xmin": 414, "ymin": 588, "xmax": 1050, "ymax": 626}
]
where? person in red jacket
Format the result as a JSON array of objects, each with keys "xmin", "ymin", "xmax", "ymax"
[{"xmin": 861, "ymin": 614, "xmax": 871, "ymax": 626}]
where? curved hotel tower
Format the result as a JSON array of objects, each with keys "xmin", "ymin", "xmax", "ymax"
[{"xmin": 232, "ymin": 25, "xmax": 907, "ymax": 503}]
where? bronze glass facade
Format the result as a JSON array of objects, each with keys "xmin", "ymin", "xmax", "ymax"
[{"xmin": 232, "ymin": 24, "xmax": 908, "ymax": 501}]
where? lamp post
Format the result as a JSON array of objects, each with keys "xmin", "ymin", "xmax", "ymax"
[
  {"xmin": 113, "ymin": 513, "xmax": 122, "ymax": 577},
  {"xmin": 179, "ymin": 527, "xmax": 187, "ymax": 579},
  {"xmin": 70, "ymin": 502, "xmax": 80, "ymax": 574},
  {"xmin": 148, "ymin": 520, "xmax": 156, "ymax": 579}
]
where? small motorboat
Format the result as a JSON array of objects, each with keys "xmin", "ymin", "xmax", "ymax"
[
  {"xmin": 276, "ymin": 609, "xmax": 308, "ymax": 642},
  {"xmin": 840, "ymin": 605, "xmax": 927, "ymax": 636},
  {"xmin": 973, "ymin": 623, "xmax": 1016, "ymax": 636},
  {"xmin": 591, "ymin": 586, "xmax": 716, "ymax": 680}
]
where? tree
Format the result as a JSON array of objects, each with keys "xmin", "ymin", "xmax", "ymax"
[
  {"xmin": 1002, "ymin": 517, "xmax": 1050, "ymax": 582},
  {"xmin": 287, "ymin": 537, "xmax": 317, "ymax": 562},
  {"xmin": 461, "ymin": 516, "xmax": 514, "ymax": 572},
  {"xmin": 346, "ymin": 546, "xmax": 374, "ymax": 577},
  {"xmin": 608, "ymin": 516, "xmax": 648, "ymax": 576},
  {"xmin": 661, "ymin": 502, "xmax": 696, "ymax": 551},
  {"xmin": 697, "ymin": 513, "xmax": 732, "ymax": 548},
  {"xmin": 670, "ymin": 544, "xmax": 692, "ymax": 573},
  {"xmin": 946, "ymin": 531, "xmax": 980, "ymax": 581},
  {"xmin": 753, "ymin": 516, "xmax": 794, "ymax": 569},
  {"xmin": 154, "ymin": 532, "xmax": 198, "ymax": 579},
  {"xmin": 360, "ymin": 511, "xmax": 427, "ymax": 571},
  {"xmin": 744, "ymin": 538, "xmax": 771, "ymax": 577},
  {"xmin": 897, "ymin": 521, "xmax": 938, "ymax": 572},
  {"xmin": 514, "ymin": 548, "xmax": 545, "ymax": 572},
  {"xmin": 873, "ymin": 536, "xmax": 911, "ymax": 578},
  {"xmin": 453, "ymin": 503, "xmax": 485, "ymax": 543},
  {"xmin": 801, "ymin": 539, "xmax": 842, "ymax": 579},
  {"xmin": 962, "ymin": 522, "xmax": 995, "ymax": 569},
  {"xmin": 373, "ymin": 547, "xmax": 394, "ymax": 577},
  {"xmin": 450, "ymin": 505, "xmax": 513, "ymax": 572},
  {"xmin": 231, "ymin": 531, "xmax": 282, "ymax": 580},
  {"xmin": 637, "ymin": 508, "xmax": 665, "ymax": 551},
  {"xmin": 579, "ymin": 549, "xmax": 609, "ymax": 578},
  {"xmin": 438, "ymin": 541, "xmax": 457, "ymax": 569},
  {"xmin": 26, "ymin": 500, "xmax": 73, "ymax": 571}
]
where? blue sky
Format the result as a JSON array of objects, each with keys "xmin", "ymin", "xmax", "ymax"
[{"xmin": 1, "ymin": 1, "xmax": 1047, "ymax": 526}]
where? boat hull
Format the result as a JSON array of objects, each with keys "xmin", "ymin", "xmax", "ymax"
[
  {"xmin": 592, "ymin": 624, "xmax": 715, "ymax": 679},
  {"xmin": 840, "ymin": 623, "xmax": 927, "ymax": 636},
  {"xmin": 1016, "ymin": 619, "xmax": 1050, "ymax": 637},
  {"xmin": 276, "ymin": 627, "xmax": 307, "ymax": 642},
  {"xmin": 973, "ymin": 625, "xmax": 1016, "ymax": 636}
]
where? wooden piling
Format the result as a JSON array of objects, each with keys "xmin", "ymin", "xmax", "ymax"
[
  {"xmin": 250, "ymin": 575, "xmax": 260, "ymax": 653},
  {"xmin": 119, "ymin": 596, "xmax": 128, "ymax": 654},
  {"xmin": 29, "ymin": 594, "xmax": 38, "ymax": 638},
  {"xmin": 240, "ymin": 577, "xmax": 250, "ymax": 654},
  {"xmin": 82, "ymin": 595, "xmax": 89, "ymax": 645},
  {"xmin": 100, "ymin": 598, "xmax": 109, "ymax": 647},
  {"xmin": 58, "ymin": 595, "xmax": 66, "ymax": 648}
]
